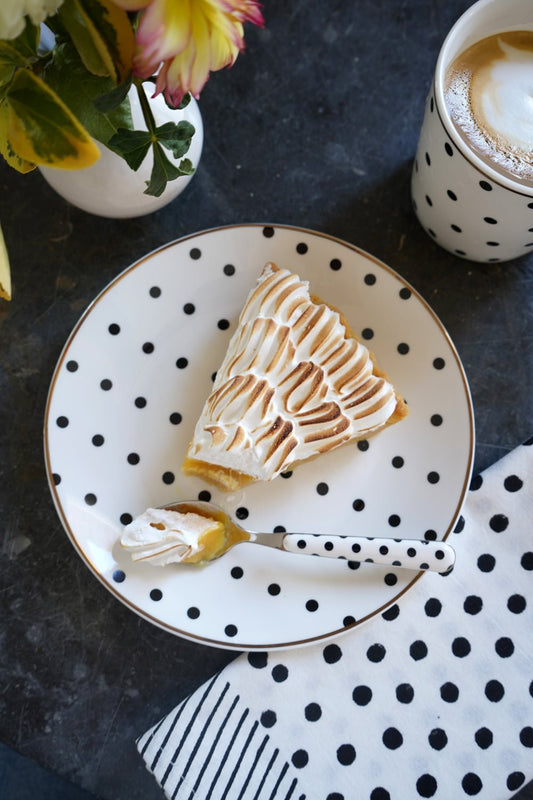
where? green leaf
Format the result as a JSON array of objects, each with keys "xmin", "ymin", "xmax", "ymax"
[
  {"xmin": 43, "ymin": 40, "xmax": 133, "ymax": 146},
  {"xmin": 156, "ymin": 121, "xmax": 195, "ymax": 159},
  {"xmin": 107, "ymin": 127, "xmax": 151, "ymax": 171},
  {"xmin": 0, "ymin": 19, "xmax": 40, "ymax": 88},
  {"xmin": 3, "ymin": 68, "xmax": 99, "ymax": 168},
  {"xmin": 145, "ymin": 144, "xmax": 194, "ymax": 197},
  {"xmin": 93, "ymin": 76, "xmax": 132, "ymax": 113},
  {"xmin": 58, "ymin": 0, "xmax": 134, "ymax": 83}
]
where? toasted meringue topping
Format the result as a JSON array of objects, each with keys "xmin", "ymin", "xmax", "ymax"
[
  {"xmin": 184, "ymin": 262, "xmax": 402, "ymax": 484},
  {"xmin": 120, "ymin": 508, "xmax": 225, "ymax": 565}
]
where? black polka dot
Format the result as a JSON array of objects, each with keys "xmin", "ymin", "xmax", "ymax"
[
  {"xmin": 507, "ymin": 773, "xmax": 525, "ymax": 791},
  {"xmin": 272, "ymin": 664, "xmax": 288, "ymax": 682},
  {"xmin": 427, "ymin": 471, "xmax": 440, "ymax": 484},
  {"xmin": 462, "ymin": 773, "xmax": 482, "ymax": 795},
  {"xmin": 352, "ymin": 499, "xmax": 365, "ymax": 511},
  {"xmin": 248, "ymin": 652, "xmax": 268, "ymax": 668},
  {"xmin": 447, "ymin": 189, "xmax": 457, "ymax": 201},
  {"xmin": 489, "ymin": 513, "xmax": 508, "ymax": 532},
  {"xmin": 142, "ymin": 342, "xmax": 154, "ymax": 354},
  {"xmin": 316, "ymin": 482, "xmax": 329, "ymax": 496},
  {"xmin": 367, "ymin": 643, "xmax": 386, "ymax": 662},
  {"xmin": 477, "ymin": 553, "xmax": 495, "ymax": 572},
  {"xmin": 484, "ymin": 216, "xmax": 497, "ymax": 224},
  {"xmin": 382, "ymin": 604, "xmax": 400, "ymax": 621},
  {"xmin": 120, "ymin": 513, "xmax": 132, "ymax": 525},
  {"xmin": 198, "ymin": 490, "xmax": 211, "ymax": 501},
  {"xmin": 424, "ymin": 598, "xmax": 442, "ymax": 617},
  {"xmin": 189, "ymin": 247, "xmax": 201, "ymax": 259},
  {"xmin": 470, "ymin": 474, "xmax": 483, "ymax": 490},
  {"xmin": 108, "ymin": 323, "xmax": 120, "ymax": 335},
  {"xmin": 428, "ymin": 728, "xmax": 447, "ymax": 750},
  {"xmin": 352, "ymin": 685, "xmax": 372, "ymax": 706},
  {"xmin": 504, "ymin": 474, "xmax": 523, "ymax": 492},
  {"xmin": 454, "ymin": 516, "xmax": 465, "ymax": 533},
  {"xmin": 485, "ymin": 679, "xmax": 504, "ymax": 701},
  {"xmin": 416, "ymin": 774, "xmax": 437, "ymax": 797},
  {"xmin": 267, "ymin": 583, "xmax": 281, "ymax": 596},
  {"xmin": 326, "ymin": 795, "xmax": 344, "ymax": 800},
  {"xmin": 150, "ymin": 589, "xmax": 162, "ymax": 601},
  {"xmin": 92, "ymin": 434, "xmax": 104, "ymax": 446},
  {"xmin": 323, "ymin": 644, "xmax": 342, "ymax": 664},
  {"xmin": 149, "ymin": 286, "xmax": 161, "ymax": 298},
  {"xmin": 231, "ymin": 566, "xmax": 243, "ymax": 579},
  {"xmin": 306, "ymin": 599, "xmax": 319, "ymax": 612},
  {"xmin": 223, "ymin": 263, "xmax": 235, "ymax": 275},
  {"xmin": 474, "ymin": 727, "xmax": 493, "ymax": 749},
  {"xmin": 384, "ymin": 573, "xmax": 397, "ymax": 586},
  {"xmin": 336, "ymin": 744, "xmax": 356, "ymax": 765},
  {"xmin": 176, "ymin": 357, "xmax": 188, "ymax": 369},
  {"xmin": 280, "ymin": 471, "xmax": 292, "ymax": 479},
  {"xmin": 343, "ymin": 615, "xmax": 356, "ymax": 626},
  {"xmin": 260, "ymin": 710, "xmax": 277, "ymax": 728},
  {"xmin": 507, "ymin": 594, "xmax": 526, "ymax": 613},
  {"xmin": 425, "ymin": 195, "xmax": 433, "ymax": 207},
  {"xmin": 330, "ymin": 258, "xmax": 342, "ymax": 271},
  {"xmin": 371, "ymin": 789, "xmax": 390, "ymax": 800},
  {"xmin": 479, "ymin": 180, "xmax": 492, "ymax": 191},
  {"xmin": 304, "ymin": 702, "xmax": 322, "ymax": 721},
  {"xmin": 521, "ymin": 552, "xmax": 533, "ymax": 570},
  {"xmin": 217, "ymin": 318, "xmax": 230, "ymax": 330},
  {"xmin": 225, "ymin": 624, "xmax": 238, "ymax": 637},
  {"xmin": 388, "ymin": 514, "xmax": 401, "ymax": 528},
  {"xmin": 112, "ymin": 570, "xmax": 125, "ymax": 583},
  {"xmin": 424, "ymin": 530, "xmax": 437, "ymax": 541},
  {"xmin": 432, "ymin": 357, "xmax": 445, "ymax": 370},
  {"xmin": 56, "ymin": 416, "xmax": 70, "ymax": 428},
  {"xmin": 440, "ymin": 682, "xmax": 459, "ymax": 702},
  {"xmin": 451, "ymin": 636, "xmax": 471, "ymax": 657},
  {"xmin": 169, "ymin": 412, "xmax": 182, "ymax": 424},
  {"xmin": 425, "ymin": 152, "xmax": 431, "ymax": 166},
  {"xmin": 520, "ymin": 727, "xmax": 533, "ymax": 747},
  {"xmin": 66, "ymin": 360, "xmax": 78, "ymax": 372},
  {"xmin": 464, "ymin": 594, "xmax": 482, "ymax": 614},
  {"xmin": 357, "ymin": 439, "xmax": 369, "ymax": 452},
  {"xmin": 84, "ymin": 493, "xmax": 97, "ymax": 506},
  {"xmin": 397, "ymin": 342, "xmax": 409, "ymax": 355},
  {"xmin": 273, "ymin": 525, "xmax": 286, "ymax": 533},
  {"xmin": 451, "ymin": 223, "xmax": 462, "ymax": 232},
  {"xmin": 127, "ymin": 452, "xmax": 140, "ymax": 465},
  {"xmin": 396, "ymin": 683, "xmax": 414, "ymax": 703},
  {"xmin": 162, "ymin": 471, "xmax": 175, "ymax": 484},
  {"xmin": 183, "ymin": 303, "xmax": 195, "ymax": 315},
  {"xmin": 364, "ymin": 273, "xmax": 376, "ymax": 285},
  {"xmin": 135, "ymin": 396, "xmax": 147, "ymax": 408},
  {"xmin": 409, "ymin": 640, "xmax": 428, "ymax": 660},
  {"xmin": 53, "ymin": 473, "xmax": 61, "ymax": 485},
  {"xmin": 399, "ymin": 287, "xmax": 411, "ymax": 299},
  {"xmin": 187, "ymin": 606, "xmax": 200, "ymax": 619},
  {"xmin": 382, "ymin": 727, "xmax": 403, "ymax": 749},
  {"xmin": 430, "ymin": 414, "xmax": 443, "ymax": 426},
  {"xmin": 296, "ymin": 242, "xmax": 308, "ymax": 255},
  {"xmin": 361, "ymin": 327, "xmax": 374, "ymax": 340},
  {"xmin": 445, "ymin": 142, "xmax": 453, "ymax": 156},
  {"xmin": 495, "ymin": 636, "xmax": 514, "ymax": 658},
  {"xmin": 235, "ymin": 507, "xmax": 249, "ymax": 520}
]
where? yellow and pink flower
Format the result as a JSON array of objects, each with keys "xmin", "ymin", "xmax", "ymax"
[{"xmin": 112, "ymin": 0, "xmax": 263, "ymax": 107}]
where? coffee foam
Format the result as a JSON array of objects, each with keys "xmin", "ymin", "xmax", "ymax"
[{"xmin": 445, "ymin": 31, "xmax": 533, "ymax": 187}]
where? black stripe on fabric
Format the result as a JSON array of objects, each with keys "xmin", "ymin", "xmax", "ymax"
[
  {"xmin": 177, "ymin": 692, "xmax": 241, "ymax": 800},
  {"xmin": 148, "ymin": 691, "xmax": 193, "ymax": 768},
  {"xmin": 219, "ymin": 712, "xmax": 260, "ymax": 800},
  {"xmin": 137, "ymin": 711, "xmax": 168, "ymax": 755},
  {"xmin": 234, "ymin": 726, "xmax": 267, "ymax": 800},
  {"xmin": 252, "ymin": 748, "xmax": 279, "ymax": 800},
  {"xmin": 284, "ymin": 778, "xmax": 300, "ymax": 800},
  {"xmin": 160, "ymin": 675, "xmax": 228, "ymax": 786},
  {"xmin": 206, "ymin": 707, "xmax": 250, "ymax": 800},
  {"xmin": 268, "ymin": 761, "xmax": 289, "ymax": 800}
]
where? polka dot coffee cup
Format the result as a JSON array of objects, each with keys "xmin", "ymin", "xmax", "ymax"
[{"xmin": 411, "ymin": 0, "xmax": 533, "ymax": 263}]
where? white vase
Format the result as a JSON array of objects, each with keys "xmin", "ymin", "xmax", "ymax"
[{"xmin": 38, "ymin": 89, "xmax": 203, "ymax": 218}]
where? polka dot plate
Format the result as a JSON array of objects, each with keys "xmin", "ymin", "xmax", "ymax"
[{"xmin": 44, "ymin": 224, "xmax": 475, "ymax": 650}]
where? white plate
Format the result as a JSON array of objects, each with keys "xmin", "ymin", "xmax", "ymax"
[{"xmin": 44, "ymin": 224, "xmax": 474, "ymax": 650}]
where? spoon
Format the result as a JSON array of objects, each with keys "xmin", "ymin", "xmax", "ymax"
[{"xmin": 121, "ymin": 500, "xmax": 456, "ymax": 574}]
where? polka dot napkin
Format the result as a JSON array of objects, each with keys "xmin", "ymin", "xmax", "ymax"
[{"xmin": 137, "ymin": 440, "xmax": 533, "ymax": 800}]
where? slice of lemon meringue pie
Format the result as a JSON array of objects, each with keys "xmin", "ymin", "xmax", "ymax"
[{"xmin": 182, "ymin": 262, "xmax": 408, "ymax": 491}]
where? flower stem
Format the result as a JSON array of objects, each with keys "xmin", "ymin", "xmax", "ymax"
[{"xmin": 135, "ymin": 79, "xmax": 157, "ymax": 140}]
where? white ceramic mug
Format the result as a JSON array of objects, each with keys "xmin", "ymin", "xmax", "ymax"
[{"xmin": 411, "ymin": 0, "xmax": 533, "ymax": 263}]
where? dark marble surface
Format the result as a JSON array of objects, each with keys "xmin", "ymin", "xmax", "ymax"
[{"xmin": 0, "ymin": 1, "xmax": 532, "ymax": 798}]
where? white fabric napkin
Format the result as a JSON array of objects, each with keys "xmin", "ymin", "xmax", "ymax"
[{"xmin": 137, "ymin": 440, "xmax": 533, "ymax": 800}]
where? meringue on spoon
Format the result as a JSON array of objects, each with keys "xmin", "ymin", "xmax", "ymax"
[{"xmin": 120, "ymin": 501, "xmax": 455, "ymax": 575}]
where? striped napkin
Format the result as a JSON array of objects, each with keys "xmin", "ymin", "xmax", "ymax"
[{"xmin": 137, "ymin": 439, "xmax": 533, "ymax": 800}]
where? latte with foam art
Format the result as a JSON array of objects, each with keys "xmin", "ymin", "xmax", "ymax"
[{"xmin": 444, "ymin": 30, "xmax": 533, "ymax": 187}]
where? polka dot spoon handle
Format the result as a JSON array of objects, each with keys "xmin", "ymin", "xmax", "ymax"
[{"xmin": 278, "ymin": 534, "xmax": 456, "ymax": 574}]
